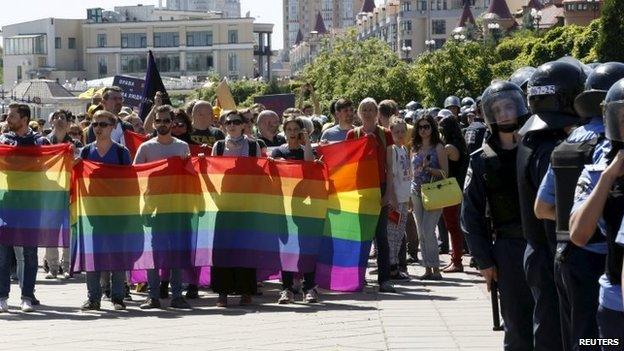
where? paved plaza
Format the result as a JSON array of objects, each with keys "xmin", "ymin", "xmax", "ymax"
[{"xmin": 0, "ymin": 254, "xmax": 504, "ymax": 351}]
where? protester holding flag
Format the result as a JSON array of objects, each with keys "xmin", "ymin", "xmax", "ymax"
[
  {"xmin": 134, "ymin": 105, "xmax": 192, "ymax": 310},
  {"xmin": 270, "ymin": 116, "xmax": 319, "ymax": 304},
  {"xmin": 45, "ymin": 109, "xmax": 82, "ymax": 280},
  {"xmin": 257, "ymin": 110, "xmax": 286, "ymax": 147},
  {"xmin": 0, "ymin": 103, "xmax": 50, "ymax": 313},
  {"xmin": 211, "ymin": 110, "xmax": 262, "ymax": 307},
  {"xmin": 79, "ymin": 110, "xmax": 132, "ymax": 311}
]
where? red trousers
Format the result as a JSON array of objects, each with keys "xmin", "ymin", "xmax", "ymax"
[{"xmin": 442, "ymin": 204, "xmax": 464, "ymax": 266}]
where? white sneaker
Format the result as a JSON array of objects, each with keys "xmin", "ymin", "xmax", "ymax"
[
  {"xmin": 45, "ymin": 272, "xmax": 57, "ymax": 279},
  {"xmin": 0, "ymin": 298, "xmax": 8, "ymax": 312},
  {"xmin": 277, "ymin": 290, "xmax": 294, "ymax": 304},
  {"xmin": 21, "ymin": 299, "xmax": 34, "ymax": 313},
  {"xmin": 60, "ymin": 272, "xmax": 71, "ymax": 280},
  {"xmin": 304, "ymin": 288, "xmax": 319, "ymax": 303}
]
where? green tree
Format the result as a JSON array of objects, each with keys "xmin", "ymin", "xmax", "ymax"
[
  {"xmin": 597, "ymin": 0, "xmax": 624, "ymax": 62},
  {"xmin": 412, "ymin": 41, "xmax": 493, "ymax": 106},
  {"xmin": 301, "ymin": 30, "xmax": 419, "ymax": 111}
]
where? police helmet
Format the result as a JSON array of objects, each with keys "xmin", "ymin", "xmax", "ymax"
[
  {"xmin": 604, "ymin": 78, "xmax": 624, "ymax": 142},
  {"xmin": 587, "ymin": 62, "xmax": 601, "ymax": 69},
  {"xmin": 461, "ymin": 97, "xmax": 475, "ymax": 107},
  {"xmin": 444, "ymin": 96, "xmax": 461, "ymax": 109},
  {"xmin": 509, "ymin": 66, "xmax": 536, "ymax": 92},
  {"xmin": 437, "ymin": 109, "xmax": 454, "ymax": 120},
  {"xmin": 406, "ymin": 100, "xmax": 421, "ymax": 111},
  {"xmin": 428, "ymin": 107, "xmax": 441, "ymax": 119},
  {"xmin": 520, "ymin": 61, "xmax": 586, "ymax": 134},
  {"xmin": 574, "ymin": 62, "xmax": 624, "ymax": 121},
  {"xmin": 481, "ymin": 80, "xmax": 528, "ymax": 127},
  {"xmin": 557, "ymin": 56, "xmax": 593, "ymax": 77}
]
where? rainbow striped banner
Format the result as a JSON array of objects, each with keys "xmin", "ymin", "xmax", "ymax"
[
  {"xmin": 71, "ymin": 137, "xmax": 380, "ymax": 291},
  {"xmin": 71, "ymin": 155, "xmax": 328, "ymax": 274},
  {"xmin": 0, "ymin": 144, "xmax": 72, "ymax": 247},
  {"xmin": 315, "ymin": 137, "xmax": 381, "ymax": 291}
]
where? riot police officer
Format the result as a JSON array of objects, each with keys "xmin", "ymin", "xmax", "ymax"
[
  {"xmin": 517, "ymin": 60, "xmax": 587, "ymax": 351},
  {"xmin": 444, "ymin": 95, "xmax": 461, "ymax": 119},
  {"xmin": 533, "ymin": 62, "xmax": 624, "ymax": 351},
  {"xmin": 509, "ymin": 66, "xmax": 537, "ymax": 94},
  {"xmin": 463, "ymin": 105, "xmax": 487, "ymax": 154},
  {"xmin": 462, "ymin": 80, "xmax": 534, "ymax": 351},
  {"xmin": 569, "ymin": 78, "xmax": 624, "ymax": 350}
]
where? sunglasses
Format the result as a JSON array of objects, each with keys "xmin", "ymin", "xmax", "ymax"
[
  {"xmin": 154, "ymin": 119, "xmax": 172, "ymax": 124},
  {"xmin": 172, "ymin": 121, "xmax": 186, "ymax": 127},
  {"xmin": 92, "ymin": 121, "xmax": 113, "ymax": 128},
  {"xmin": 225, "ymin": 119, "xmax": 243, "ymax": 126},
  {"xmin": 417, "ymin": 124, "xmax": 431, "ymax": 131}
]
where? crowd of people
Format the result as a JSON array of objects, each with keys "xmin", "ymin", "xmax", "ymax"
[{"xmin": 0, "ymin": 57, "xmax": 623, "ymax": 351}]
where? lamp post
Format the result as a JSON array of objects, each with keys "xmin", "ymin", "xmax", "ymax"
[
  {"xmin": 487, "ymin": 22, "xmax": 501, "ymax": 44},
  {"xmin": 530, "ymin": 8, "xmax": 542, "ymax": 32},
  {"xmin": 401, "ymin": 44, "xmax": 412, "ymax": 61},
  {"xmin": 425, "ymin": 39, "xmax": 436, "ymax": 52}
]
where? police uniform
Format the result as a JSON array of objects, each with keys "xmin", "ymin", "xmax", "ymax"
[
  {"xmin": 536, "ymin": 118, "xmax": 607, "ymax": 351},
  {"xmin": 462, "ymin": 136, "xmax": 534, "ymax": 351},
  {"xmin": 572, "ymin": 155, "xmax": 624, "ymax": 349},
  {"xmin": 464, "ymin": 120, "xmax": 487, "ymax": 154}
]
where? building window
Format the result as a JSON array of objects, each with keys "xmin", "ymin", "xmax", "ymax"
[
  {"xmin": 401, "ymin": 1, "xmax": 412, "ymax": 12},
  {"xmin": 68, "ymin": 38, "xmax": 76, "ymax": 49},
  {"xmin": 17, "ymin": 66, "xmax": 22, "ymax": 81},
  {"xmin": 432, "ymin": 20, "xmax": 446, "ymax": 35},
  {"xmin": 55, "ymin": 37, "xmax": 61, "ymax": 49},
  {"xmin": 5, "ymin": 35, "xmax": 47, "ymax": 55},
  {"xmin": 228, "ymin": 30, "xmax": 238, "ymax": 44},
  {"xmin": 186, "ymin": 52, "xmax": 214, "ymax": 72},
  {"xmin": 417, "ymin": 0, "xmax": 427, "ymax": 10},
  {"xmin": 434, "ymin": 38, "xmax": 446, "ymax": 49},
  {"xmin": 98, "ymin": 56, "xmax": 107, "ymax": 77},
  {"xmin": 154, "ymin": 53, "xmax": 180, "ymax": 72},
  {"xmin": 97, "ymin": 34, "xmax": 107, "ymax": 48},
  {"xmin": 443, "ymin": 0, "xmax": 447, "ymax": 10},
  {"xmin": 228, "ymin": 52, "xmax": 238, "ymax": 72},
  {"xmin": 120, "ymin": 54, "xmax": 147, "ymax": 73},
  {"xmin": 186, "ymin": 31, "xmax": 213, "ymax": 46},
  {"xmin": 121, "ymin": 33, "xmax": 147, "ymax": 48},
  {"xmin": 405, "ymin": 39, "xmax": 412, "ymax": 47},
  {"xmin": 401, "ymin": 20, "xmax": 412, "ymax": 31},
  {"xmin": 153, "ymin": 32, "xmax": 179, "ymax": 48}
]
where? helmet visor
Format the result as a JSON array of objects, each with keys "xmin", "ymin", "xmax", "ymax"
[
  {"xmin": 482, "ymin": 90, "xmax": 528, "ymax": 127},
  {"xmin": 604, "ymin": 101, "xmax": 624, "ymax": 142}
]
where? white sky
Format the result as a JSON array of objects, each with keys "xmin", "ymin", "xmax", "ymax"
[{"xmin": 0, "ymin": 0, "xmax": 386, "ymax": 50}]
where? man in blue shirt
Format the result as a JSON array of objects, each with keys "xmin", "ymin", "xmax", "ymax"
[
  {"xmin": 534, "ymin": 63, "xmax": 624, "ymax": 350},
  {"xmin": 0, "ymin": 103, "xmax": 49, "ymax": 313}
]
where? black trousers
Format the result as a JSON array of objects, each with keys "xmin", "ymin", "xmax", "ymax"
[
  {"xmin": 554, "ymin": 243, "xmax": 605, "ymax": 351},
  {"xmin": 495, "ymin": 238, "xmax": 535, "ymax": 351},
  {"xmin": 211, "ymin": 267, "xmax": 257, "ymax": 295},
  {"xmin": 524, "ymin": 241, "xmax": 563, "ymax": 351}
]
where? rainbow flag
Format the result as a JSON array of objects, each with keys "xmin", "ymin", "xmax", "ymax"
[
  {"xmin": 0, "ymin": 144, "xmax": 72, "ymax": 247},
  {"xmin": 71, "ymin": 156, "xmax": 328, "ymax": 273},
  {"xmin": 315, "ymin": 137, "xmax": 381, "ymax": 291}
]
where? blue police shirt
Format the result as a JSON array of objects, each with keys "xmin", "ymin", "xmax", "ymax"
[
  {"xmin": 538, "ymin": 117, "xmax": 607, "ymax": 254},
  {"xmin": 571, "ymin": 154, "xmax": 623, "ymax": 312}
]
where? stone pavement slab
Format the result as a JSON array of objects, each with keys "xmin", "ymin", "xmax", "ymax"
[{"xmin": 0, "ymin": 254, "xmax": 504, "ymax": 350}]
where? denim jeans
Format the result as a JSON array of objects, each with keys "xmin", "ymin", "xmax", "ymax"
[
  {"xmin": 0, "ymin": 245, "xmax": 37, "ymax": 300},
  {"xmin": 411, "ymin": 194, "xmax": 442, "ymax": 268},
  {"xmin": 86, "ymin": 271, "xmax": 125, "ymax": 301},
  {"xmin": 148, "ymin": 269, "xmax": 182, "ymax": 299}
]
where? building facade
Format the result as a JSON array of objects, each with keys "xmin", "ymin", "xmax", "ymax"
[
  {"xmin": 3, "ymin": 5, "xmax": 272, "ymax": 87},
  {"xmin": 283, "ymin": 0, "xmax": 365, "ymax": 54},
  {"xmin": 165, "ymin": 0, "xmax": 241, "ymax": 18}
]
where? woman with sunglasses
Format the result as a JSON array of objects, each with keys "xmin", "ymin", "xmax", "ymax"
[
  {"xmin": 211, "ymin": 111, "xmax": 261, "ymax": 307},
  {"xmin": 79, "ymin": 111, "xmax": 132, "ymax": 311},
  {"xmin": 411, "ymin": 114, "xmax": 448, "ymax": 280}
]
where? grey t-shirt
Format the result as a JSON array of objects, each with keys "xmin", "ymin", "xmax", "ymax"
[
  {"xmin": 320, "ymin": 125, "xmax": 351, "ymax": 142},
  {"xmin": 133, "ymin": 137, "xmax": 190, "ymax": 164}
]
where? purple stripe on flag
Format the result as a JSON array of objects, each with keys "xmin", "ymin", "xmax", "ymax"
[
  {"xmin": 315, "ymin": 263, "xmax": 367, "ymax": 292},
  {"xmin": 0, "ymin": 227, "xmax": 69, "ymax": 247}
]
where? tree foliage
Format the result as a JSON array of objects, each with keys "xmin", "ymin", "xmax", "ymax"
[
  {"xmin": 301, "ymin": 30, "xmax": 419, "ymax": 111},
  {"xmin": 597, "ymin": 0, "xmax": 624, "ymax": 62}
]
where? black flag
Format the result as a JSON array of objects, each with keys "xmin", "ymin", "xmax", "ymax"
[{"xmin": 139, "ymin": 50, "xmax": 171, "ymax": 120}]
